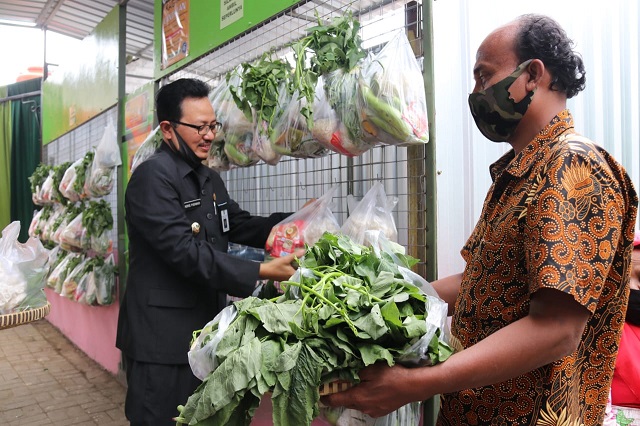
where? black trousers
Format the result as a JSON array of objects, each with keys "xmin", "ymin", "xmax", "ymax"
[{"xmin": 124, "ymin": 356, "xmax": 201, "ymax": 426}]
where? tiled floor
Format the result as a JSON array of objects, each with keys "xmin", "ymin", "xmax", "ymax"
[
  {"xmin": 0, "ymin": 320, "xmax": 128, "ymax": 425},
  {"xmin": 0, "ymin": 319, "xmax": 332, "ymax": 426}
]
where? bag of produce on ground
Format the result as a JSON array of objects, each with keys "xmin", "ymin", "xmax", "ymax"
[
  {"xmin": 82, "ymin": 200, "xmax": 114, "ymax": 255},
  {"xmin": 130, "ymin": 126, "xmax": 163, "ymax": 174},
  {"xmin": 29, "ymin": 163, "xmax": 51, "ymax": 206},
  {"xmin": 359, "ymin": 30, "xmax": 429, "ymax": 146},
  {"xmin": 176, "ymin": 232, "xmax": 453, "ymax": 426},
  {"xmin": 341, "ymin": 181, "xmax": 398, "ymax": 245},
  {"xmin": 59, "ymin": 213, "xmax": 89, "ymax": 252},
  {"xmin": 86, "ymin": 122, "xmax": 121, "ymax": 197},
  {"xmin": 0, "ymin": 222, "xmax": 50, "ymax": 314},
  {"xmin": 265, "ymin": 186, "xmax": 340, "ymax": 258}
]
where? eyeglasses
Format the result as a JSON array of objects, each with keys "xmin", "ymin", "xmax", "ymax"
[{"xmin": 171, "ymin": 120, "xmax": 223, "ymax": 135}]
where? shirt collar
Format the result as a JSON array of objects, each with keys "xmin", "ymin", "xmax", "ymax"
[
  {"xmin": 159, "ymin": 141, "xmax": 208, "ymax": 186},
  {"xmin": 489, "ymin": 109, "xmax": 575, "ymax": 181}
]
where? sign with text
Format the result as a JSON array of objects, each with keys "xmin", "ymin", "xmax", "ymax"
[{"xmin": 220, "ymin": 0, "xmax": 244, "ymax": 29}]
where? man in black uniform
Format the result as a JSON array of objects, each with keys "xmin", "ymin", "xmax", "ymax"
[{"xmin": 116, "ymin": 78, "xmax": 302, "ymax": 425}]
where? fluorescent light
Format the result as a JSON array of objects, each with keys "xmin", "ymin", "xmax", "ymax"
[{"xmin": 0, "ymin": 19, "xmax": 37, "ymax": 27}]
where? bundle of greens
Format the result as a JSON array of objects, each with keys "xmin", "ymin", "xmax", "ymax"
[
  {"xmin": 82, "ymin": 200, "xmax": 114, "ymax": 254},
  {"xmin": 29, "ymin": 163, "xmax": 52, "ymax": 205},
  {"xmin": 51, "ymin": 162, "xmax": 71, "ymax": 204},
  {"xmin": 176, "ymin": 232, "xmax": 452, "ymax": 426}
]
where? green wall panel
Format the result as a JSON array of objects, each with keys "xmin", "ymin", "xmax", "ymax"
[
  {"xmin": 42, "ymin": 7, "xmax": 120, "ymax": 144},
  {"xmin": 155, "ymin": 0, "xmax": 301, "ymax": 78}
]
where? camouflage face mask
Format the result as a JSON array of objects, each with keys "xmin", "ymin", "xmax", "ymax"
[{"xmin": 468, "ymin": 59, "xmax": 535, "ymax": 142}]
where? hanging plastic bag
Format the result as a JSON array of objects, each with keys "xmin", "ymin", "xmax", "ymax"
[
  {"xmin": 0, "ymin": 222, "xmax": 50, "ymax": 314},
  {"xmin": 86, "ymin": 122, "xmax": 122, "ymax": 197},
  {"xmin": 39, "ymin": 170, "xmax": 56, "ymax": 205},
  {"xmin": 188, "ymin": 304, "xmax": 238, "ymax": 380},
  {"xmin": 207, "ymin": 84, "xmax": 233, "ymax": 172},
  {"xmin": 271, "ymin": 88, "xmax": 328, "ymax": 159},
  {"xmin": 341, "ymin": 182, "xmax": 398, "ymax": 245},
  {"xmin": 219, "ymin": 71, "xmax": 260, "ymax": 167},
  {"xmin": 61, "ymin": 256, "xmax": 91, "ymax": 299},
  {"xmin": 28, "ymin": 209, "xmax": 44, "ymax": 239},
  {"xmin": 265, "ymin": 186, "xmax": 341, "ymax": 258},
  {"xmin": 359, "ymin": 30, "xmax": 429, "ymax": 146},
  {"xmin": 60, "ymin": 213, "xmax": 89, "ymax": 252},
  {"xmin": 131, "ymin": 126, "xmax": 163, "ymax": 173},
  {"xmin": 312, "ymin": 75, "xmax": 374, "ymax": 157},
  {"xmin": 60, "ymin": 152, "xmax": 94, "ymax": 202},
  {"xmin": 95, "ymin": 254, "xmax": 116, "ymax": 305},
  {"xmin": 319, "ymin": 401, "xmax": 423, "ymax": 426}
]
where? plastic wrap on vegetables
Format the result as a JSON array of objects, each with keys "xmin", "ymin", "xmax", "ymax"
[
  {"xmin": 86, "ymin": 122, "xmax": 122, "ymax": 197},
  {"xmin": 61, "ymin": 256, "xmax": 90, "ymax": 298},
  {"xmin": 60, "ymin": 152, "xmax": 94, "ymax": 202},
  {"xmin": 59, "ymin": 213, "xmax": 89, "ymax": 252},
  {"xmin": 29, "ymin": 164, "xmax": 52, "ymax": 206},
  {"xmin": 359, "ymin": 31, "xmax": 428, "ymax": 146},
  {"xmin": 131, "ymin": 126, "xmax": 163, "ymax": 173},
  {"xmin": 95, "ymin": 254, "xmax": 116, "ymax": 305},
  {"xmin": 312, "ymin": 75, "xmax": 374, "ymax": 157},
  {"xmin": 28, "ymin": 209, "xmax": 43, "ymax": 239},
  {"xmin": 265, "ymin": 186, "xmax": 340, "ymax": 257},
  {"xmin": 271, "ymin": 89, "xmax": 328, "ymax": 158},
  {"xmin": 82, "ymin": 200, "xmax": 114, "ymax": 255}
]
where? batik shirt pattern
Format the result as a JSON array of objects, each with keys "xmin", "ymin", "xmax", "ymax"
[{"xmin": 438, "ymin": 110, "xmax": 638, "ymax": 426}]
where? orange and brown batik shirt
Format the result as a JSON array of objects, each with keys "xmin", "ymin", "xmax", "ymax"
[{"xmin": 438, "ymin": 110, "xmax": 638, "ymax": 426}]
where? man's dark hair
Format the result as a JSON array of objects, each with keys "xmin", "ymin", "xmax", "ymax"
[
  {"xmin": 155, "ymin": 78, "xmax": 211, "ymax": 123},
  {"xmin": 515, "ymin": 14, "xmax": 586, "ymax": 99}
]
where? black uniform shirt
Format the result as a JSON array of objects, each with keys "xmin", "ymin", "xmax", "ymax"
[{"xmin": 116, "ymin": 142, "xmax": 289, "ymax": 364}]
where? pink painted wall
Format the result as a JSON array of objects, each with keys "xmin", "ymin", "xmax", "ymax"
[{"xmin": 44, "ymin": 287, "xmax": 121, "ymax": 374}]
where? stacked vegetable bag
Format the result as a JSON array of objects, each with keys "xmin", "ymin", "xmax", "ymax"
[
  {"xmin": 177, "ymin": 232, "xmax": 452, "ymax": 426},
  {"xmin": 27, "ymin": 123, "xmax": 119, "ymax": 307}
]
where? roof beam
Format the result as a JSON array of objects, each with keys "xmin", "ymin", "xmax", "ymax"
[{"xmin": 36, "ymin": 0, "xmax": 65, "ymax": 28}]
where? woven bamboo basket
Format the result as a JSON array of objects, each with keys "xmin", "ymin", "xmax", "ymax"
[{"xmin": 0, "ymin": 302, "xmax": 51, "ymax": 330}]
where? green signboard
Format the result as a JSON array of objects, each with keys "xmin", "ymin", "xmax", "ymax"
[
  {"xmin": 155, "ymin": 0, "xmax": 301, "ymax": 78},
  {"xmin": 42, "ymin": 7, "xmax": 120, "ymax": 144}
]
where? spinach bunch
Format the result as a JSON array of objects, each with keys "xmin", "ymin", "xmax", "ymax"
[
  {"xmin": 28, "ymin": 163, "xmax": 51, "ymax": 195},
  {"xmin": 82, "ymin": 200, "xmax": 113, "ymax": 238},
  {"xmin": 176, "ymin": 232, "xmax": 452, "ymax": 426},
  {"xmin": 73, "ymin": 151, "xmax": 95, "ymax": 196}
]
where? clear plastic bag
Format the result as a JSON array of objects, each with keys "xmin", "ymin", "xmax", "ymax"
[
  {"xmin": 312, "ymin": 75, "xmax": 375, "ymax": 157},
  {"xmin": 28, "ymin": 209, "xmax": 43, "ymax": 239},
  {"xmin": 319, "ymin": 401, "xmax": 422, "ymax": 426},
  {"xmin": 95, "ymin": 253, "xmax": 116, "ymax": 305},
  {"xmin": 359, "ymin": 31, "xmax": 428, "ymax": 146},
  {"xmin": 60, "ymin": 213, "xmax": 89, "ymax": 252},
  {"xmin": 131, "ymin": 126, "xmax": 163, "ymax": 173},
  {"xmin": 188, "ymin": 304, "xmax": 238, "ymax": 380},
  {"xmin": 39, "ymin": 171, "xmax": 56, "ymax": 205},
  {"xmin": 60, "ymin": 152, "xmax": 94, "ymax": 202},
  {"xmin": 220, "ymin": 71, "xmax": 260, "ymax": 167},
  {"xmin": 86, "ymin": 122, "xmax": 121, "ymax": 197},
  {"xmin": 0, "ymin": 222, "xmax": 50, "ymax": 314},
  {"xmin": 265, "ymin": 186, "xmax": 341, "ymax": 258},
  {"xmin": 341, "ymin": 182, "xmax": 398, "ymax": 245},
  {"xmin": 61, "ymin": 256, "xmax": 90, "ymax": 299},
  {"xmin": 271, "ymin": 89, "xmax": 328, "ymax": 159}
]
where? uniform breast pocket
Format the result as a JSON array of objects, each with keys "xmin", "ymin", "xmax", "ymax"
[{"xmin": 148, "ymin": 288, "xmax": 197, "ymax": 309}]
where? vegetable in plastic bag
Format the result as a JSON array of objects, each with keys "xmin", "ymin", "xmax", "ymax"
[
  {"xmin": 0, "ymin": 221, "xmax": 50, "ymax": 314},
  {"xmin": 61, "ymin": 256, "xmax": 91, "ymax": 299},
  {"xmin": 86, "ymin": 122, "xmax": 122, "ymax": 197},
  {"xmin": 83, "ymin": 200, "xmax": 114, "ymax": 255},
  {"xmin": 359, "ymin": 30, "xmax": 429, "ymax": 146},
  {"xmin": 29, "ymin": 164, "xmax": 52, "ymax": 206},
  {"xmin": 95, "ymin": 254, "xmax": 116, "ymax": 305},
  {"xmin": 59, "ymin": 213, "xmax": 89, "ymax": 252},
  {"xmin": 59, "ymin": 152, "xmax": 94, "ymax": 202},
  {"xmin": 131, "ymin": 126, "xmax": 163, "ymax": 173},
  {"xmin": 265, "ymin": 186, "xmax": 340, "ymax": 257}
]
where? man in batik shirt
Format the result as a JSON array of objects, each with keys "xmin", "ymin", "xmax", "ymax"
[{"xmin": 322, "ymin": 14, "xmax": 638, "ymax": 426}]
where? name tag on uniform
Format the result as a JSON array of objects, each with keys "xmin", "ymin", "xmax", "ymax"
[
  {"xmin": 184, "ymin": 199, "xmax": 201, "ymax": 209},
  {"xmin": 219, "ymin": 202, "xmax": 230, "ymax": 233}
]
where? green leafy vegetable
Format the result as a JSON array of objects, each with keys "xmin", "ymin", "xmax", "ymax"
[
  {"xmin": 29, "ymin": 163, "xmax": 52, "ymax": 195},
  {"xmin": 82, "ymin": 200, "xmax": 113, "ymax": 238},
  {"xmin": 73, "ymin": 151, "xmax": 95, "ymax": 196},
  {"xmin": 176, "ymin": 232, "xmax": 453, "ymax": 426}
]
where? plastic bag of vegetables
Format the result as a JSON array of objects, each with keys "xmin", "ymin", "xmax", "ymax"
[
  {"xmin": 359, "ymin": 30, "xmax": 429, "ymax": 146},
  {"xmin": 95, "ymin": 253, "xmax": 116, "ymax": 305},
  {"xmin": 312, "ymin": 75, "xmax": 374, "ymax": 157},
  {"xmin": 265, "ymin": 186, "xmax": 340, "ymax": 258},
  {"xmin": 59, "ymin": 151, "xmax": 94, "ymax": 202},
  {"xmin": 131, "ymin": 126, "xmax": 163, "ymax": 173},
  {"xmin": 86, "ymin": 122, "xmax": 122, "ymax": 197},
  {"xmin": 59, "ymin": 213, "xmax": 89, "ymax": 252},
  {"xmin": 271, "ymin": 88, "xmax": 328, "ymax": 158},
  {"xmin": 61, "ymin": 256, "xmax": 91, "ymax": 299},
  {"xmin": 29, "ymin": 164, "xmax": 51, "ymax": 206},
  {"xmin": 341, "ymin": 181, "xmax": 398, "ymax": 245},
  {"xmin": 0, "ymin": 221, "xmax": 50, "ymax": 314},
  {"xmin": 218, "ymin": 70, "xmax": 260, "ymax": 167}
]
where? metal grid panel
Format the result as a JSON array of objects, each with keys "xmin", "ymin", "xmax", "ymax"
[
  {"xmin": 41, "ymin": 107, "xmax": 119, "ymax": 256},
  {"xmin": 169, "ymin": 0, "xmax": 429, "ymax": 273}
]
